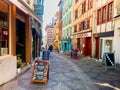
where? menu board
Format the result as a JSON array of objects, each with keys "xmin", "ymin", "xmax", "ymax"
[
  {"xmin": 31, "ymin": 60, "xmax": 49, "ymax": 85},
  {"xmin": 103, "ymin": 53, "xmax": 116, "ymax": 71}
]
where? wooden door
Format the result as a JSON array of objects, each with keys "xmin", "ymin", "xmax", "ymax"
[{"xmin": 95, "ymin": 38, "xmax": 99, "ymax": 59}]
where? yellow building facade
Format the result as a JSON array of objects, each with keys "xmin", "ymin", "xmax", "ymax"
[{"xmin": 55, "ymin": 20, "xmax": 59, "ymax": 50}]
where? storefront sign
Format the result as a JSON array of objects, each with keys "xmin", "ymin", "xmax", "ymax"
[{"xmin": 71, "ymin": 32, "xmax": 91, "ymax": 39}]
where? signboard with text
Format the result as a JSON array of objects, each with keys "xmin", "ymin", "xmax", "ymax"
[{"xmin": 103, "ymin": 53, "xmax": 116, "ymax": 71}]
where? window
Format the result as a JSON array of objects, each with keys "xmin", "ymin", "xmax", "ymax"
[
  {"xmin": 75, "ymin": 9, "xmax": 78, "ymax": 19},
  {"xmin": 0, "ymin": 1, "xmax": 9, "ymax": 56},
  {"xmin": 74, "ymin": 25, "xmax": 77, "ymax": 32},
  {"xmin": 104, "ymin": 40, "xmax": 112, "ymax": 52},
  {"xmin": 81, "ymin": 21, "xmax": 86, "ymax": 30},
  {"xmin": 97, "ymin": 9, "xmax": 101, "ymax": 25},
  {"xmin": 102, "ymin": 6, "xmax": 106, "ymax": 22},
  {"xmin": 87, "ymin": 19, "xmax": 90, "ymax": 28},
  {"xmin": 108, "ymin": 2, "xmax": 113, "ymax": 21},
  {"xmin": 75, "ymin": 0, "xmax": 78, "ymax": 3},
  {"xmin": 82, "ymin": 1, "xmax": 86, "ymax": 14},
  {"xmin": 97, "ymin": 2, "xmax": 113, "ymax": 25},
  {"xmin": 79, "ymin": 23, "xmax": 81, "ymax": 31},
  {"xmin": 88, "ymin": 0, "xmax": 93, "ymax": 9}
]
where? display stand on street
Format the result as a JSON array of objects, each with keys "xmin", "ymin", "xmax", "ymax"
[
  {"xmin": 31, "ymin": 60, "xmax": 49, "ymax": 85},
  {"xmin": 103, "ymin": 52, "xmax": 116, "ymax": 71},
  {"xmin": 70, "ymin": 48, "xmax": 78, "ymax": 59}
]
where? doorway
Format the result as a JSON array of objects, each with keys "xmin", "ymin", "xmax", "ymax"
[{"xmin": 16, "ymin": 19, "xmax": 26, "ymax": 62}]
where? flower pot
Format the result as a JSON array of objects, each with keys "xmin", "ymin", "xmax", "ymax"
[{"xmin": 17, "ymin": 68, "xmax": 21, "ymax": 74}]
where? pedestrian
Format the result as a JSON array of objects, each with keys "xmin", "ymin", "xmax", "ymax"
[{"xmin": 48, "ymin": 45, "xmax": 53, "ymax": 52}]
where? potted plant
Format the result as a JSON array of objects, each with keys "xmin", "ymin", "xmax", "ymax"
[{"xmin": 17, "ymin": 61, "xmax": 22, "ymax": 73}]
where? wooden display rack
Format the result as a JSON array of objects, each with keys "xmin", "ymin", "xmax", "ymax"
[{"xmin": 31, "ymin": 60, "xmax": 49, "ymax": 86}]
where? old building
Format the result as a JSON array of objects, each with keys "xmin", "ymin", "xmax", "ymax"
[
  {"xmin": 45, "ymin": 25, "xmax": 55, "ymax": 49},
  {"xmin": 0, "ymin": 0, "xmax": 42, "ymax": 85},
  {"xmin": 34, "ymin": 0, "xmax": 44, "ymax": 20},
  {"xmin": 113, "ymin": 0, "xmax": 120, "ymax": 64},
  {"xmin": 62, "ymin": 0, "xmax": 73, "ymax": 54},
  {"xmin": 93, "ymin": 0, "xmax": 114, "ymax": 59},
  {"xmin": 71, "ymin": 0, "xmax": 93, "ymax": 57},
  {"xmin": 54, "ymin": 0, "xmax": 62, "ymax": 52}
]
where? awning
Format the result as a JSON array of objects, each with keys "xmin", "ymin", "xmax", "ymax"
[{"xmin": 8, "ymin": 0, "xmax": 42, "ymax": 23}]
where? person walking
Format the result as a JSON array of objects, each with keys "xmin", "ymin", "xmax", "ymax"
[{"xmin": 48, "ymin": 45, "xmax": 53, "ymax": 52}]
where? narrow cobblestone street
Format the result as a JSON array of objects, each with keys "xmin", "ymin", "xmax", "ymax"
[
  {"xmin": 0, "ymin": 52, "xmax": 98, "ymax": 90},
  {"xmin": 58, "ymin": 52, "xmax": 120, "ymax": 90}
]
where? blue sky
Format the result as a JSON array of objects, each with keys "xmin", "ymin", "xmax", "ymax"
[{"xmin": 43, "ymin": 0, "xmax": 60, "ymax": 28}]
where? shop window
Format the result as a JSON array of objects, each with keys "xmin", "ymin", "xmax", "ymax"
[
  {"xmin": 104, "ymin": 40, "xmax": 112, "ymax": 53},
  {"xmin": 0, "ymin": 1, "xmax": 9, "ymax": 56}
]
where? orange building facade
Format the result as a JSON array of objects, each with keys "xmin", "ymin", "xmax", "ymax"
[{"xmin": 71, "ymin": 0, "xmax": 93, "ymax": 57}]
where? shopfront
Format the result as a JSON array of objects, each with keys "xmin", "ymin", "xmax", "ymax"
[
  {"xmin": 0, "ymin": 0, "xmax": 9, "ymax": 56},
  {"xmin": 0, "ymin": 0, "xmax": 17, "ymax": 85},
  {"xmin": 99, "ymin": 37, "xmax": 113, "ymax": 59},
  {"xmin": 61, "ymin": 39, "xmax": 71, "ymax": 54},
  {"xmin": 71, "ymin": 32, "xmax": 92, "ymax": 57},
  {"xmin": 93, "ymin": 31, "xmax": 114, "ymax": 59},
  {"xmin": 0, "ymin": 0, "xmax": 42, "ymax": 85}
]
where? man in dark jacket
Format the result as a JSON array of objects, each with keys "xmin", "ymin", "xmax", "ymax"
[{"xmin": 48, "ymin": 45, "xmax": 53, "ymax": 52}]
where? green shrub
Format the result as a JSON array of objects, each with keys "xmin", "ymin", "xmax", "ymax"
[{"xmin": 17, "ymin": 62, "xmax": 22, "ymax": 68}]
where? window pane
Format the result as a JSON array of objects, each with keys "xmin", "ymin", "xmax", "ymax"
[
  {"xmin": 108, "ymin": 2, "xmax": 113, "ymax": 20},
  {"xmin": 104, "ymin": 40, "xmax": 112, "ymax": 52},
  {"xmin": 0, "ymin": 1, "xmax": 9, "ymax": 56},
  {"xmin": 103, "ymin": 7, "xmax": 106, "ymax": 22}
]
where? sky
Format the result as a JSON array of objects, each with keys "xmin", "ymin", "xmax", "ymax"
[{"xmin": 43, "ymin": 0, "xmax": 60, "ymax": 28}]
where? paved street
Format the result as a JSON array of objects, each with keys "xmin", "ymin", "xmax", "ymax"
[
  {"xmin": 0, "ymin": 52, "xmax": 98, "ymax": 90},
  {"xmin": 58, "ymin": 52, "xmax": 120, "ymax": 90}
]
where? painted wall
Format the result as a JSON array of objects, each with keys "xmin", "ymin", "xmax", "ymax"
[{"xmin": 114, "ymin": 17, "xmax": 120, "ymax": 64}]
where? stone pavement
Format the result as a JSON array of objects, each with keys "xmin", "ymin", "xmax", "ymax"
[
  {"xmin": 0, "ymin": 52, "xmax": 98, "ymax": 90},
  {"xmin": 57, "ymin": 52, "xmax": 120, "ymax": 90}
]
